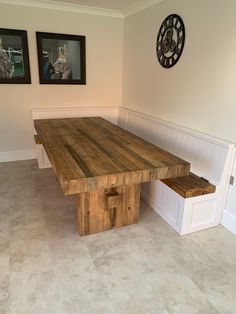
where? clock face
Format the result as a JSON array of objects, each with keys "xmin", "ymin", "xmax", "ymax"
[{"xmin": 156, "ymin": 14, "xmax": 185, "ymax": 68}]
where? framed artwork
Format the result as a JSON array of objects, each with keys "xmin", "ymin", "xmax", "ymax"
[
  {"xmin": 36, "ymin": 32, "xmax": 86, "ymax": 84},
  {"xmin": 0, "ymin": 28, "xmax": 31, "ymax": 84}
]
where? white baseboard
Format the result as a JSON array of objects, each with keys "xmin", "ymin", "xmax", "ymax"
[
  {"xmin": 0, "ymin": 149, "xmax": 36, "ymax": 162},
  {"xmin": 221, "ymin": 210, "xmax": 236, "ymax": 235}
]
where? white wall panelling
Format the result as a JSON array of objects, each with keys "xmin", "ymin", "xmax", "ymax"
[{"xmin": 32, "ymin": 106, "xmax": 119, "ymax": 123}]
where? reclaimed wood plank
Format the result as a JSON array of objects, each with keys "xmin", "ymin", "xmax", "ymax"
[
  {"xmin": 34, "ymin": 117, "xmax": 190, "ymax": 195},
  {"xmin": 76, "ymin": 184, "xmax": 140, "ymax": 235},
  {"xmin": 161, "ymin": 172, "xmax": 216, "ymax": 198}
]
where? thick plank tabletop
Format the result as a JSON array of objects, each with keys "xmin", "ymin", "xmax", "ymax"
[{"xmin": 34, "ymin": 117, "xmax": 190, "ymax": 195}]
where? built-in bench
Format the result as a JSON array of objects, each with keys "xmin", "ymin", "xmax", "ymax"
[{"xmin": 118, "ymin": 107, "xmax": 235, "ymax": 235}]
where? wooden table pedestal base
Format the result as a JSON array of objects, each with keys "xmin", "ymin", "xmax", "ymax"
[{"xmin": 77, "ymin": 184, "xmax": 140, "ymax": 236}]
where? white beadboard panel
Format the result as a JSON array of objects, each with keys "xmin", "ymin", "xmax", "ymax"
[
  {"xmin": 117, "ymin": 107, "xmax": 128, "ymax": 129},
  {"xmin": 0, "ymin": 149, "xmax": 35, "ymax": 162},
  {"xmin": 141, "ymin": 181, "xmax": 182, "ymax": 234},
  {"xmin": 119, "ymin": 108, "xmax": 232, "ymax": 147},
  {"xmin": 32, "ymin": 106, "xmax": 119, "ymax": 124},
  {"xmin": 118, "ymin": 107, "xmax": 234, "ymax": 185}
]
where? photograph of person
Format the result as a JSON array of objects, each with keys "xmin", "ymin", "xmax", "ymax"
[
  {"xmin": 36, "ymin": 32, "xmax": 86, "ymax": 84},
  {"xmin": 41, "ymin": 40, "xmax": 80, "ymax": 81}
]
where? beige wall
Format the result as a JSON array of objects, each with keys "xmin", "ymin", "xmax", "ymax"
[
  {"xmin": 122, "ymin": 0, "xmax": 236, "ymax": 144},
  {"xmin": 0, "ymin": 4, "xmax": 123, "ymax": 152},
  {"xmin": 1, "ymin": 0, "xmax": 236, "ymax": 153}
]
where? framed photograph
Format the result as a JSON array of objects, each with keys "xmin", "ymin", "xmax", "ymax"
[
  {"xmin": 0, "ymin": 28, "xmax": 31, "ymax": 84},
  {"xmin": 36, "ymin": 32, "xmax": 86, "ymax": 84}
]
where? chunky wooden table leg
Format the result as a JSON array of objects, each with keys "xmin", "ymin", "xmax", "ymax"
[{"xmin": 77, "ymin": 183, "xmax": 140, "ymax": 236}]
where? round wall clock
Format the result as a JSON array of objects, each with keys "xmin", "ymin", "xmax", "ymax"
[{"xmin": 156, "ymin": 14, "xmax": 185, "ymax": 68}]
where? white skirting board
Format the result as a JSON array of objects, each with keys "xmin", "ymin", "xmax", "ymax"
[
  {"xmin": 0, "ymin": 149, "xmax": 35, "ymax": 162},
  {"xmin": 221, "ymin": 211, "xmax": 236, "ymax": 235}
]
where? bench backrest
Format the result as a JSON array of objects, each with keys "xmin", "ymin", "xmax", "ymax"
[{"xmin": 118, "ymin": 107, "xmax": 235, "ymax": 186}]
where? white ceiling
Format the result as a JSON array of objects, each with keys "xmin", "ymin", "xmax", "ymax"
[
  {"xmin": 42, "ymin": 0, "xmax": 142, "ymax": 11},
  {"xmin": 0, "ymin": 0, "xmax": 163, "ymax": 17}
]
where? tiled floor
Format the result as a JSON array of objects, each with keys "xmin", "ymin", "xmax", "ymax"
[{"xmin": 0, "ymin": 160, "xmax": 236, "ymax": 314}]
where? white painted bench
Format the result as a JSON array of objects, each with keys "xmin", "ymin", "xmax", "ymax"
[{"xmin": 118, "ymin": 107, "xmax": 235, "ymax": 235}]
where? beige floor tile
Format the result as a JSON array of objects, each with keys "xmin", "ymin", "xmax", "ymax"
[
  {"xmin": 0, "ymin": 273, "xmax": 9, "ymax": 314},
  {"xmin": 0, "ymin": 160, "xmax": 235, "ymax": 314},
  {"xmin": 9, "ymin": 271, "xmax": 62, "ymax": 314},
  {"xmin": 0, "ymin": 192, "xmax": 9, "ymax": 213}
]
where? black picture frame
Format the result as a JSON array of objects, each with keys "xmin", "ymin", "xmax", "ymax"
[
  {"xmin": 36, "ymin": 32, "xmax": 86, "ymax": 85},
  {"xmin": 0, "ymin": 28, "xmax": 31, "ymax": 84}
]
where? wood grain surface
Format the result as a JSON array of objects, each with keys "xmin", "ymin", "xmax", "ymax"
[
  {"xmin": 161, "ymin": 172, "xmax": 216, "ymax": 198},
  {"xmin": 77, "ymin": 184, "xmax": 140, "ymax": 235},
  {"xmin": 34, "ymin": 117, "xmax": 190, "ymax": 195}
]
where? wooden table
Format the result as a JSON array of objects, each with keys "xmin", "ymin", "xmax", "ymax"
[{"xmin": 34, "ymin": 117, "xmax": 190, "ymax": 235}]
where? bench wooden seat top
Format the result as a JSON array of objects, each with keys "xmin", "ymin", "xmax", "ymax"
[{"xmin": 161, "ymin": 172, "xmax": 216, "ymax": 198}]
